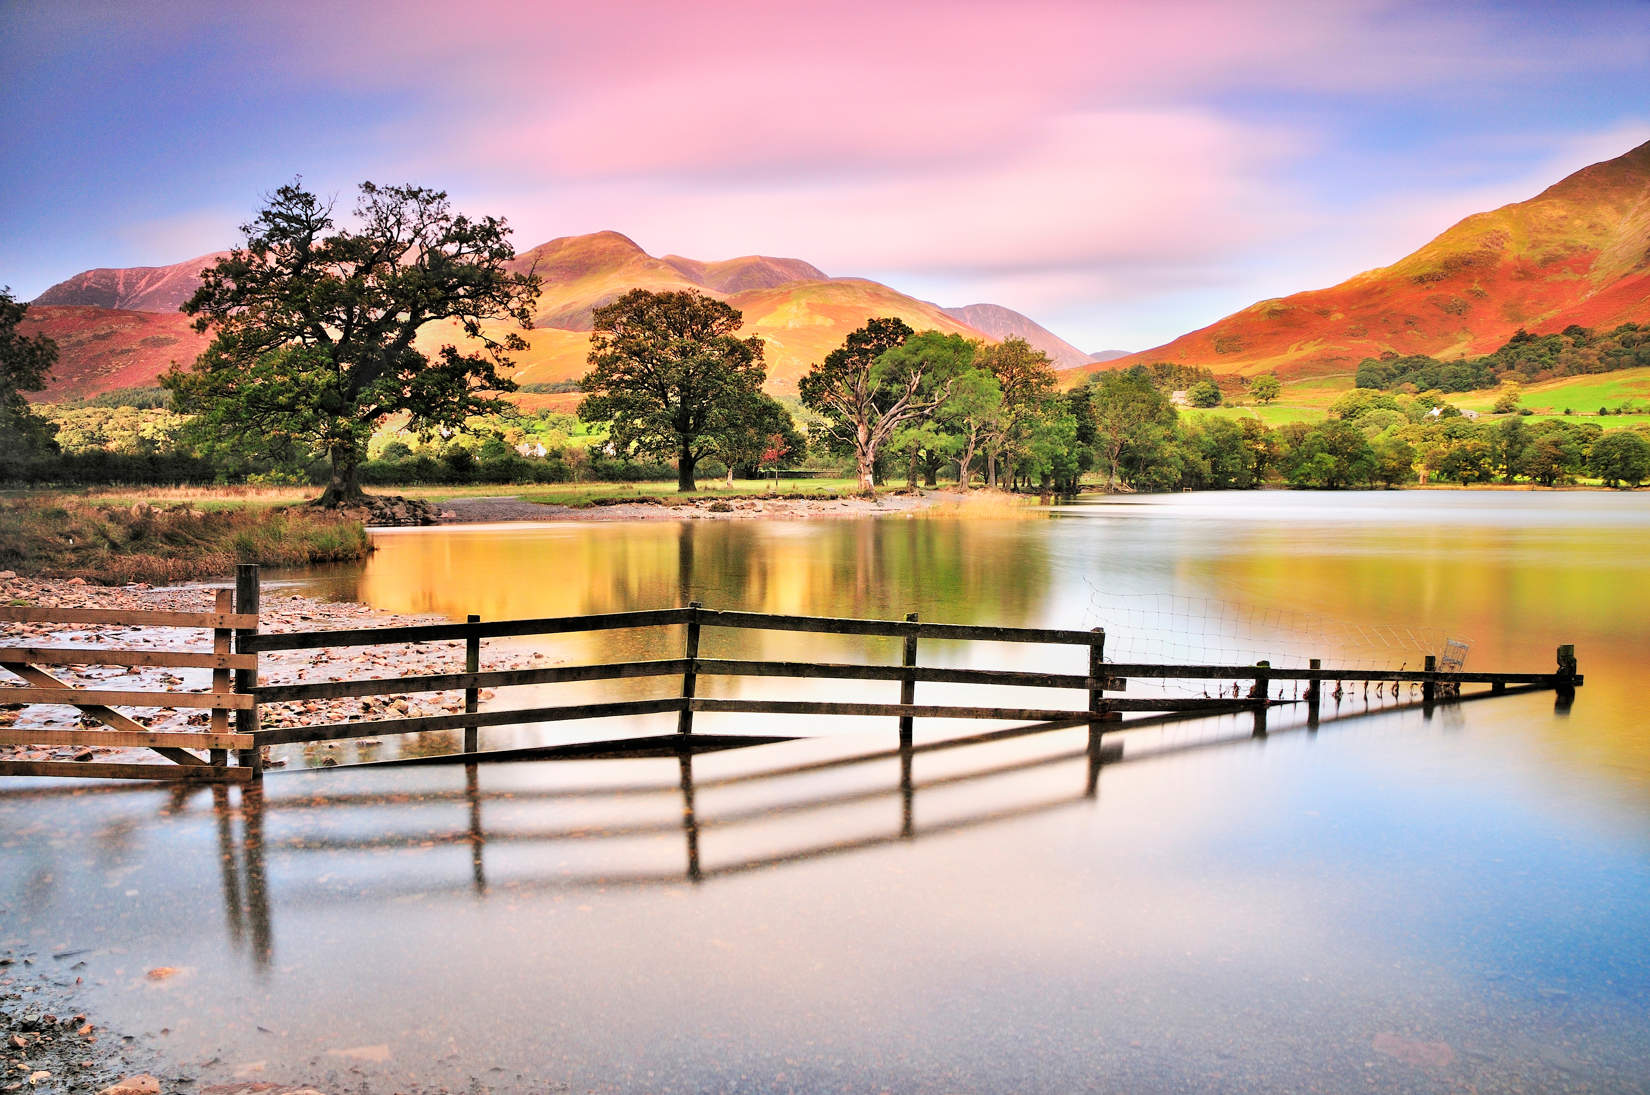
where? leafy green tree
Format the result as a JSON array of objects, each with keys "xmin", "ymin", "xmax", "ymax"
[
  {"xmin": 1019, "ymin": 396, "xmax": 1081, "ymax": 495},
  {"xmin": 1236, "ymin": 417, "xmax": 1277, "ymax": 486},
  {"xmin": 889, "ymin": 420, "xmax": 954, "ymax": 488},
  {"xmin": 1370, "ymin": 434, "xmax": 1417, "ymax": 487},
  {"xmin": 1492, "ymin": 415, "xmax": 1529, "ymax": 482},
  {"xmin": 1250, "ymin": 374, "xmax": 1281, "ymax": 404},
  {"xmin": 1435, "ymin": 436, "xmax": 1495, "ymax": 484},
  {"xmin": 1187, "ymin": 380, "xmax": 1222, "ymax": 408},
  {"xmin": 579, "ymin": 289, "xmax": 767, "ymax": 492},
  {"xmin": 944, "ymin": 367, "xmax": 1002, "ymax": 488},
  {"xmin": 1087, "ymin": 367, "xmax": 1176, "ymax": 488},
  {"xmin": 1492, "ymin": 384, "xmax": 1523, "ymax": 414},
  {"xmin": 713, "ymin": 391, "xmax": 804, "ymax": 484},
  {"xmin": 1589, "ymin": 430, "xmax": 1650, "ymax": 487},
  {"xmin": 1283, "ymin": 420, "xmax": 1377, "ymax": 488},
  {"xmin": 800, "ymin": 322, "xmax": 974, "ymax": 493},
  {"xmin": 1182, "ymin": 417, "xmax": 1256, "ymax": 488},
  {"xmin": 979, "ymin": 337, "xmax": 1058, "ymax": 487},
  {"xmin": 0, "ymin": 288, "xmax": 60, "ymax": 454},
  {"xmin": 1330, "ymin": 388, "xmax": 1400, "ymax": 422},
  {"xmin": 167, "ymin": 181, "xmax": 539, "ymax": 505},
  {"xmin": 1524, "ymin": 424, "xmax": 1589, "ymax": 486}
]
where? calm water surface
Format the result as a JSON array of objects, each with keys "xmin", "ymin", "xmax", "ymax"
[{"xmin": 4, "ymin": 490, "xmax": 1649, "ymax": 1093}]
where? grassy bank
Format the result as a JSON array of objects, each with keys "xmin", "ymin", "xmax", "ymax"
[
  {"xmin": 512, "ymin": 477, "xmax": 864, "ymax": 507},
  {"xmin": 0, "ymin": 498, "xmax": 370, "ymax": 585}
]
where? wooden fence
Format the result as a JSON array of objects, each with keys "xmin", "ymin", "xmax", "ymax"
[
  {"xmin": 0, "ymin": 564, "xmax": 1583, "ymax": 782},
  {"xmin": 0, "ymin": 587, "xmax": 259, "ymax": 782}
]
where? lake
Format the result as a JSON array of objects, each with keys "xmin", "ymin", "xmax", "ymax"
[{"xmin": 3, "ymin": 490, "xmax": 1649, "ymax": 1093}]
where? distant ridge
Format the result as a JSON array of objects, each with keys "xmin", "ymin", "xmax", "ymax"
[
  {"xmin": 23, "ymin": 233, "xmax": 1038, "ymax": 399},
  {"xmin": 1080, "ymin": 140, "xmax": 1650, "ymax": 379},
  {"xmin": 33, "ymin": 252, "xmax": 225, "ymax": 313},
  {"xmin": 939, "ymin": 303, "xmax": 1094, "ymax": 370},
  {"xmin": 1087, "ymin": 349, "xmax": 1131, "ymax": 363}
]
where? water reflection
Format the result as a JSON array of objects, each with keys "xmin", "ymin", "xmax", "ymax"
[{"xmin": 12, "ymin": 690, "xmax": 1489, "ymax": 975}]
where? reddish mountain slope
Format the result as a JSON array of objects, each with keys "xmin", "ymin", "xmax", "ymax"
[
  {"xmin": 940, "ymin": 303, "xmax": 1095, "ymax": 370},
  {"xmin": 19, "ymin": 306, "xmax": 210, "ymax": 400},
  {"xmin": 1084, "ymin": 140, "xmax": 1650, "ymax": 379},
  {"xmin": 32, "ymin": 253, "xmax": 225, "ymax": 313},
  {"xmin": 23, "ymin": 230, "xmax": 1078, "ymax": 399},
  {"xmin": 443, "ymin": 276, "xmax": 981, "ymax": 393}
]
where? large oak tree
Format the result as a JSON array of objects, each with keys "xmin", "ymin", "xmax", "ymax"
[
  {"xmin": 165, "ymin": 181, "xmax": 540, "ymax": 506},
  {"xmin": 578, "ymin": 289, "xmax": 768, "ymax": 492}
]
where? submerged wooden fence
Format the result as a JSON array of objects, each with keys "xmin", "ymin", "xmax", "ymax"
[
  {"xmin": 0, "ymin": 564, "xmax": 1583, "ymax": 782},
  {"xmin": 0, "ymin": 588, "xmax": 259, "ymax": 782}
]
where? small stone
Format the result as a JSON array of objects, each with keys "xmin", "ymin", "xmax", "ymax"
[
  {"xmin": 67, "ymin": 577, "xmax": 87, "ymax": 586},
  {"xmin": 0, "ymin": 570, "xmax": 15, "ymax": 580},
  {"xmin": 96, "ymin": 1076, "xmax": 160, "ymax": 1095}
]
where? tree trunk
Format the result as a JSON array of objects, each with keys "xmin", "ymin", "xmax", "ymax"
[
  {"xmin": 315, "ymin": 442, "xmax": 368, "ymax": 508},
  {"xmin": 907, "ymin": 449, "xmax": 919, "ymax": 489},
  {"xmin": 986, "ymin": 451, "xmax": 997, "ymax": 489},
  {"xmin": 959, "ymin": 430, "xmax": 978, "ymax": 490},
  {"xmin": 856, "ymin": 449, "xmax": 876, "ymax": 495},
  {"xmin": 678, "ymin": 442, "xmax": 698, "ymax": 492}
]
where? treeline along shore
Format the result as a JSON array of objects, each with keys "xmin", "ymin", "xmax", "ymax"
[{"xmin": 3, "ymin": 180, "xmax": 1647, "ymax": 589}]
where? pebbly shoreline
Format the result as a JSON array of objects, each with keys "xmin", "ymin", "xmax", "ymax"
[{"xmin": 431, "ymin": 487, "xmax": 963, "ymax": 523}]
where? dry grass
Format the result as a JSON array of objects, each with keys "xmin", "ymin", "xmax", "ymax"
[{"xmin": 0, "ymin": 498, "xmax": 370, "ymax": 585}]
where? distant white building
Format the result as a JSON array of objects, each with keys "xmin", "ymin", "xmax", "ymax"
[{"xmin": 516, "ymin": 441, "xmax": 547, "ymax": 458}]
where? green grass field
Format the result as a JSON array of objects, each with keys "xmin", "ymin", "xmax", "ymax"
[
  {"xmin": 1453, "ymin": 367, "xmax": 1650, "ymax": 416},
  {"xmin": 1184, "ymin": 404, "xmax": 1329, "ymax": 426},
  {"xmin": 1195, "ymin": 369, "xmax": 1650, "ymax": 431},
  {"xmin": 27, "ymin": 478, "xmax": 872, "ymax": 512}
]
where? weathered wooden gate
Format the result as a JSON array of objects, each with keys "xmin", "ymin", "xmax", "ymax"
[{"xmin": 0, "ymin": 589, "xmax": 259, "ymax": 782}]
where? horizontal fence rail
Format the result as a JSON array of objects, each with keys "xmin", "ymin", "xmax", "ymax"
[
  {"xmin": 240, "ymin": 607, "xmax": 694, "ymax": 653},
  {"xmin": 1, "ymin": 566, "xmax": 1583, "ymax": 784}
]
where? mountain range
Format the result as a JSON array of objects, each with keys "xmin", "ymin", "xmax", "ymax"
[
  {"xmin": 18, "ymin": 140, "xmax": 1650, "ymax": 402},
  {"xmin": 20, "ymin": 233, "xmax": 1102, "ymax": 401},
  {"xmin": 1083, "ymin": 139, "xmax": 1650, "ymax": 378}
]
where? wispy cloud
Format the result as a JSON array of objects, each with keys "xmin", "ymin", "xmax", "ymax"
[{"xmin": 4, "ymin": 0, "xmax": 1647, "ymax": 347}]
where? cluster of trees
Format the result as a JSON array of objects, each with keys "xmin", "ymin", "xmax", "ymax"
[
  {"xmin": 10, "ymin": 180, "xmax": 1650, "ymax": 503},
  {"xmin": 986, "ymin": 372, "xmax": 1650, "ymax": 492},
  {"xmin": 1263, "ymin": 390, "xmax": 1648, "ymax": 489},
  {"xmin": 798, "ymin": 321, "xmax": 1080, "ymax": 493},
  {"xmin": 1356, "ymin": 324, "xmax": 1650, "ymax": 393},
  {"xmin": 574, "ymin": 299, "xmax": 1086, "ymax": 495}
]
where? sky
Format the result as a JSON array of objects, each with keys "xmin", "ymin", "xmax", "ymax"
[{"xmin": 2, "ymin": 0, "xmax": 1648, "ymax": 353}]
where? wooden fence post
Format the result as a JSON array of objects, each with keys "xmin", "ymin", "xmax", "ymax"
[
  {"xmin": 1306, "ymin": 657, "xmax": 1321, "ymax": 729},
  {"xmin": 1087, "ymin": 627, "xmax": 1106, "ymax": 798},
  {"xmin": 464, "ymin": 614, "xmax": 481, "ymax": 753},
  {"xmin": 210, "ymin": 589, "xmax": 233, "ymax": 770},
  {"xmin": 1252, "ymin": 660, "xmax": 1270, "ymax": 736},
  {"xmin": 898, "ymin": 612, "xmax": 918, "ymax": 747},
  {"xmin": 234, "ymin": 564, "xmax": 261, "ymax": 776},
  {"xmin": 1555, "ymin": 644, "xmax": 1577, "ymax": 701},
  {"xmin": 678, "ymin": 602, "xmax": 702, "ymax": 736},
  {"xmin": 1422, "ymin": 654, "xmax": 1437, "ymax": 704}
]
